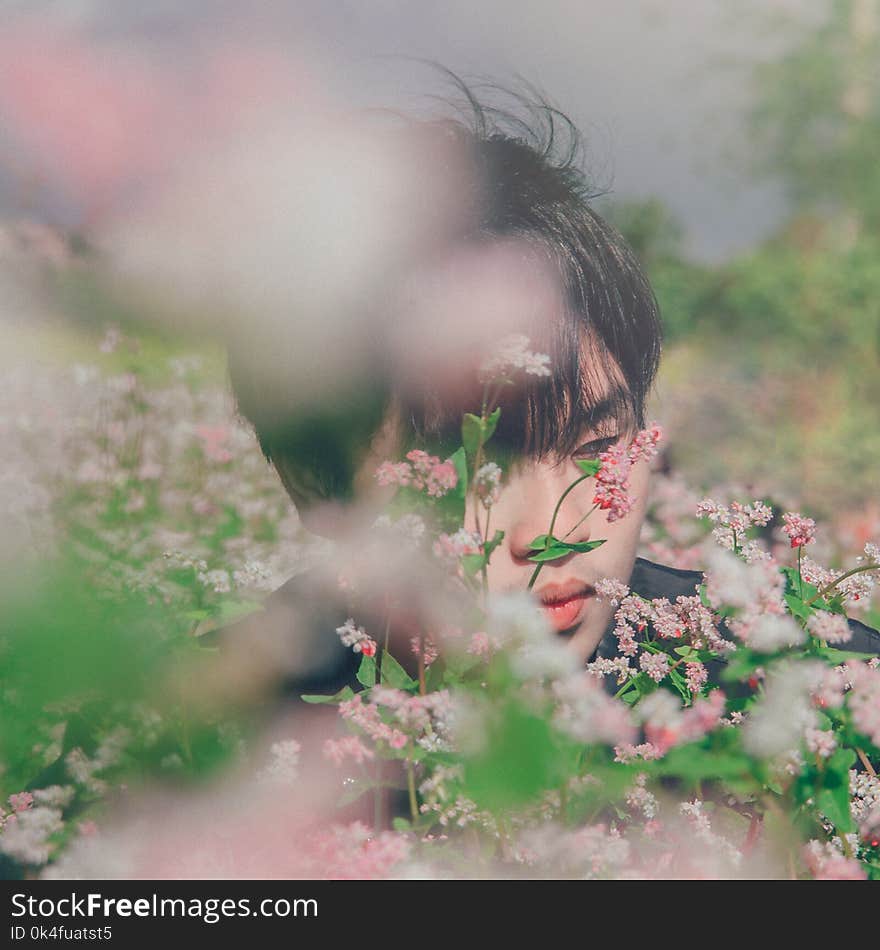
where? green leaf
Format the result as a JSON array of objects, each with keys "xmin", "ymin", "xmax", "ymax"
[
  {"xmin": 784, "ymin": 592, "xmax": 813, "ymax": 623},
  {"xmin": 484, "ymin": 529, "xmax": 505, "ymax": 558},
  {"xmin": 461, "ymin": 553, "xmax": 487, "ymax": 577},
  {"xmin": 378, "ymin": 650, "xmax": 417, "ymax": 690},
  {"xmin": 425, "ymin": 659, "xmax": 448, "ymax": 692},
  {"xmin": 463, "ymin": 701, "xmax": 564, "ymax": 809},
  {"xmin": 356, "ymin": 654, "xmax": 377, "ymax": 688},
  {"xmin": 484, "ymin": 407, "xmax": 501, "ymax": 443},
  {"xmin": 563, "ymin": 539, "xmax": 606, "ymax": 554},
  {"xmin": 816, "ymin": 787, "xmax": 854, "ymax": 834},
  {"xmin": 527, "ymin": 544, "xmax": 571, "ymax": 563},
  {"xmin": 816, "ymin": 646, "xmax": 875, "ymax": 663},
  {"xmin": 526, "ymin": 538, "xmax": 606, "ymax": 562},
  {"xmin": 450, "ymin": 446, "xmax": 468, "ymax": 500},
  {"xmin": 828, "ymin": 746, "xmax": 857, "ymax": 773},
  {"xmin": 462, "ymin": 409, "xmax": 502, "ymax": 459},
  {"xmin": 698, "ymin": 583, "xmax": 712, "ymax": 609},
  {"xmin": 462, "ymin": 414, "xmax": 483, "ymax": 458},
  {"xmin": 392, "ymin": 817, "xmax": 412, "ymax": 832},
  {"xmin": 815, "ymin": 747, "xmax": 858, "ymax": 834},
  {"xmin": 721, "ymin": 650, "xmax": 767, "ymax": 683},
  {"xmin": 301, "ymin": 686, "xmax": 355, "ymax": 705},
  {"xmin": 574, "ymin": 458, "xmax": 602, "ymax": 477},
  {"xmin": 781, "ymin": 566, "xmax": 820, "ymax": 603},
  {"xmin": 657, "ymin": 744, "xmax": 753, "ymax": 783}
]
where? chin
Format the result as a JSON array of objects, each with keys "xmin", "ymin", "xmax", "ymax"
[{"xmin": 563, "ymin": 611, "xmax": 613, "ymax": 664}]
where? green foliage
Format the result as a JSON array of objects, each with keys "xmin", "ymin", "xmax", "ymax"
[
  {"xmin": 526, "ymin": 536, "xmax": 606, "ymax": 563},
  {"xmin": 462, "ymin": 700, "xmax": 567, "ymax": 810}
]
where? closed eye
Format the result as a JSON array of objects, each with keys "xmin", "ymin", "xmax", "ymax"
[{"xmin": 572, "ymin": 435, "xmax": 619, "ymax": 460}]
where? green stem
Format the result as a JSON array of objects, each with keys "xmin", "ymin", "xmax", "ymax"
[
  {"xmin": 527, "ymin": 473, "xmax": 590, "ymax": 590},
  {"xmin": 805, "ymin": 562, "xmax": 879, "ymax": 606},
  {"xmin": 470, "ymin": 383, "xmax": 490, "ymax": 538},
  {"xmin": 480, "ymin": 504, "xmax": 492, "ymax": 596},
  {"xmin": 407, "ymin": 753, "xmax": 418, "ymax": 822},
  {"xmin": 561, "ymin": 503, "xmax": 600, "ymax": 542},
  {"xmin": 376, "ymin": 607, "xmax": 391, "ymax": 685}
]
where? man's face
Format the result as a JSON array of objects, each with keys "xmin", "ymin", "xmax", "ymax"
[{"xmin": 465, "ymin": 432, "xmax": 650, "ymax": 664}]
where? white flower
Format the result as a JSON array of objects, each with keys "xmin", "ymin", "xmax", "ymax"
[
  {"xmin": 742, "ymin": 660, "xmax": 825, "ymax": 759},
  {"xmin": 746, "ymin": 613, "xmax": 805, "ymax": 653},
  {"xmin": 257, "ymin": 739, "xmax": 301, "ymax": 787},
  {"xmin": 479, "ymin": 334, "xmax": 551, "ymax": 380}
]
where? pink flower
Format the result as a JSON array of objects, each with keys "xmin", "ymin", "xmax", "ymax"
[
  {"xmin": 803, "ymin": 842, "xmax": 866, "ymax": 880},
  {"xmin": 323, "ymin": 737, "xmax": 375, "ymax": 767},
  {"xmin": 614, "ymin": 742, "xmax": 664, "ymax": 763},
  {"xmin": 195, "ymin": 424, "xmax": 233, "ymax": 463},
  {"xmin": 8, "ymin": 792, "xmax": 33, "ymax": 813},
  {"xmin": 595, "ymin": 578, "xmax": 630, "ymax": 606},
  {"xmin": 466, "ymin": 631, "xmax": 500, "ymax": 659},
  {"xmin": 681, "ymin": 690, "xmax": 726, "ymax": 738},
  {"xmin": 375, "ymin": 460, "xmax": 412, "ymax": 488},
  {"xmin": 474, "ymin": 462, "xmax": 502, "ymax": 508},
  {"xmin": 804, "ymin": 728, "xmax": 836, "ymax": 759},
  {"xmin": 593, "ymin": 443, "xmax": 634, "ymax": 522},
  {"xmin": 335, "ymin": 618, "xmax": 377, "ymax": 656},
  {"xmin": 306, "ymin": 823, "xmax": 411, "ymax": 880},
  {"xmin": 846, "ymin": 661, "xmax": 880, "ymax": 748},
  {"xmin": 433, "ymin": 528, "xmax": 483, "ymax": 564},
  {"xmin": 375, "ymin": 453, "xmax": 457, "ymax": 497},
  {"xmin": 627, "ymin": 423, "xmax": 663, "ymax": 465},
  {"xmin": 592, "ymin": 424, "xmax": 663, "ymax": 523},
  {"xmin": 782, "ymin": 512, "xmax": 816, "ymax": 549},
  {"xmin": 426, "ymin": 460, "xmax": 458, "ymax": 498},
  {"xmin": 685, "ymin": 662, "xmax": 708, "ymax": 694},
  {"xmin": 806, "ymin": 612, "xmax": 852, "ymax": 645},
  {"xmin": 639, "ymin": 652, "xmax": 669, "ymax": 683},
  {"xmin": 409, "ymin": 635, "xmax": 439, "ymax": 667}
]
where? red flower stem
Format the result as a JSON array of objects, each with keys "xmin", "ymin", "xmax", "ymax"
[{"xmin": 856, "ymin": 747, "xmax": 877, "ymax": 777}]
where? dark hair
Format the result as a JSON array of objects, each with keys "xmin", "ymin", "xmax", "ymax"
[{"xmin": 228, "ymin": 76, "xmax": 663, "ymax": 504}]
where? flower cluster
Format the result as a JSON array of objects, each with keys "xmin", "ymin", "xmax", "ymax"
[
  {"xmin": 696, "ymin": 498, "xmax": 773, "ymax": 561},
  {"xmin": 782, "ymin": 511, "xmax": 817, "ymax": 549},
  {"xmin": 474, "ymin": 462, "xmax": 502, "ymax": 509},
  {"xmin": 375, "ymin": 450, "xmax": 458, "ymax": 498},
  {"xmin": 336, "ymin": 618, "xmax": 377, "ymax": 657},
  {"xmin": 432, "ymin": 528, "xmax": 483, "ymax": 565},
  {"xmin": 592, "ymin": 424, "xmax": 663, "ymax": 522},
  {"xmin": 478, "ymin": 334, "xmax": 552, "ymax": 381}
]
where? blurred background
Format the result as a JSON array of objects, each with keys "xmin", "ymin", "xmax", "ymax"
[
  {"xmin": 3, "ymin": 0, "xmax": 878, "ymax": 516},
  {"xmin": 1, "ymin": 0, "xmax": 879, "ymax": 878}
]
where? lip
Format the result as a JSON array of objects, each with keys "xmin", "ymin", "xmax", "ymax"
[{"xmin": 535, "ymin": 580, "xmax": 594, "ymax": 635}]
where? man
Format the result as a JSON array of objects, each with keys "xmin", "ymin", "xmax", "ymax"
[{"xmin": 223, "ymin": 84, "xmax": 879, "ymax": 696}]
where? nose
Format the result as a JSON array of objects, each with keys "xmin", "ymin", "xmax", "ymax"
[{"xmin": 506, "ymin": 474, "xmax": 593, "ymax": 562}]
